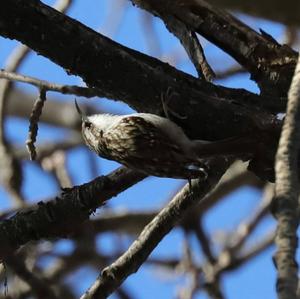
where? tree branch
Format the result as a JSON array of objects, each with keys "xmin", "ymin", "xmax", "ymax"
[
  {"xmin": 0, "ymin": 0, "xmax": 73, "ymax": 206},
  {"xmin": 162, "ymin": 14, "xmax": 215, "ymax": 80},
  {"xmin": 6, "ymin": 89, "xmax": 98, "ymax": 130},
  {"xmin": 130, "ymin": 0, "xmax": 297, "ymax": 95},
  {"xmin": 0, "ymin": 70, "xmax": 102, "ymax": 98},
  {"xmin": 0, "ymin": 167, "xmax": 146, "ymax": 260},
  {"xmin": 271, "ymin": 52, "xmax": 300, "ymax": 298},
  {"xmin": 5, "ymin": 255, "xmax": 60, "ymax": 299},
  {"xmin": 0, "ymin": 0, "xmax": 289, "ymax": 181},
  {"xmin": 0, "ymin": 0, "xmax": 282, "ymax": 121},
  {"xmin": 80, "ymin": 157, "xmax": 231, "ymax": 299}
]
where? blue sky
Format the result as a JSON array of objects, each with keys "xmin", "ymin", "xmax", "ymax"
[{"xmin": 0, "ymin": 1, "xmax": 288, "ymax": 298}]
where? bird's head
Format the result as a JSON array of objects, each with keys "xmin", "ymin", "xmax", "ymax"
[
  {"xmin": 75, "ymin": 100, "xmax": 119, "ymax": 152},
  {"xmin": 75, "ymin": 99, "xmax": 101, "ymax": 152}
]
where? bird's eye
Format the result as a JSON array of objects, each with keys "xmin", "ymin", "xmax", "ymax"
[{"xmin": 84, "ymin": 121, "xmax": 92, "ymax": 129}]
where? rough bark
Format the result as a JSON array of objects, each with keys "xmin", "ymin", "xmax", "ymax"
[
  {"xmin": 131, "ymin": 0, "xmax": 297, "ymax": 95},
  {"xmin": 0, "ymin": 168, "xmax": 145, "ymax": 260},
  {"xmin": 272, "ymin": 53, "xmax": 300, "ymax": 299},
  {"xmin": 0, "ymin": 0, "xmax": 290, "ymax": 181}
]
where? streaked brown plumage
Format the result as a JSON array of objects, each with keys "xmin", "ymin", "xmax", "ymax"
[
  {"xmin": 75, "ymin": 95, "xmax": 257, "ymax": 181},
  {"xmin": 76, "ymin": 101, "xmax": 208, "ymax": 179}
]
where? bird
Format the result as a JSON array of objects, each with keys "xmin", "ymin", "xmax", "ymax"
[{"xmin": 75, "ymin": 98, "xmax": 250, "ymax": 180}]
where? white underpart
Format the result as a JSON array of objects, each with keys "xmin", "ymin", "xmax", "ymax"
[{"xmin": 88, "ymin": 114, "xmax": 123, "ymax": 132}]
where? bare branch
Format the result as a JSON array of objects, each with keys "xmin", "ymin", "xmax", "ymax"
[
  {"xmin": 0, "ymin": 0, "xmax": 292, "ymax": 182},
  {"xmin": 218, "ymin": 232, "xmax": 274, "ymax": 273},
  {"xmin": 229, "ymin": 184, "xmax": 273, "ymax": 253},
  {"xmin": 7, "ymin": 89, "xmax": 98, "ymax": 130},
  {"xmin": 41, "ymin": 151, "xmax": 73, "ymax": 188},
  {"xmin": 0, "ymin": 0, "xmax": 73, "ymax": 206},
  {"xmin": 5, "ymin": 255, "xmax": 60, "ymax": 299},
  {"xmin": 215, "ymin": 65, "xmax": 246, "ymax": 80},
  {"xmin": 0, "ymin": 2, "xmax": 298, "ymax": 297},
  {"xmin": 0, "ymin": 167, "xmax": 146, "ymax": 260},
  {"xmin": 130, "ymin": 0, "xmax": 297, "ymax": 95},
  {"xmin": 0, "ymin": 0, "xmax": 284, "ymax": 118},
  {"xmin": 14, "ymin": 135, "xmax": 82, "ymax": 161},
  {"xmin": 194, "ymin": 219, "xmax": 216, "ymax": 264},
  {"xmin": 163, "ymin": 15, "xmax": 215, "ymax": 80},
  {"xmin": 195, "ymin": 162, "xmax": 264, "ymax": 215},
  {"xmin": 271, "ymin": 51, "xmax": 300, "ymax": 298},
  {"xmin": 0, "ymin": 70, "xmax": 102, "ymax": 98},
  {"xmin": 26, "ymin": 89, "xmax": 47, "ymax": 160},
  {"xmin": 80, "ymin": 157, "xmax": 231, "ymax": 299}
]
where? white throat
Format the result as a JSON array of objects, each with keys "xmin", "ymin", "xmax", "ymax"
[{"xmin": 87, "ymin": 114, "xmax": 122, "ymax": 132}]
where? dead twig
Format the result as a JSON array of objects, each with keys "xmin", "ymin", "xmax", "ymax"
[
  {"xmin": 0, "ymin": 70, "xmax": 101, "ymax": 98},
  {"xmin": 26, "ymin": 89, "xmax": 47, "ymax": 160}
]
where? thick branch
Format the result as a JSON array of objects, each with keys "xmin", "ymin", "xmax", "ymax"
[
  {"xmin": 0, "ymin": 167, "xmax": 146, "ymax": 260},
  {"xmin": 131, "ymin": 0, "xmax": 297, "ymax": 95},
  {"xmin": 0, "ymin": 0, "xmax": 288, "ymax": 181},
  {"xmin": 0, "ymin": 0, "xmax": 283, "ymax": 125}
]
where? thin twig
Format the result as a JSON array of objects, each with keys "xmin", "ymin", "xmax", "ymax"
[
  {"xmin": 194, "ymin": 219, "xmax": 216, "ymax": 264},
  {"xmin": 215, "ymin": 65, "xmax": 246, "ymax": 80},
  {"xmin": 130, "ymin": 0, "xmax": 297, "ymax": 94},
  {"xmin": 218, "ymin": 232, "xmax": 274, "ymax": 274},
  {"xmin": 0, "ymin": 70, "xmax": 101, "ymax": 98},
  {"xmin": 178, "ymin": 235, "xmax": 201, "ymax": 299},
  {"xmin": 26, "ymin": 89, "xmax": 47, "ymax": 160},
  {"xmin": 228, "ymin": 184, "xmax": 273, "ymax": 253},
  {"xmin": 195, "ymin": 162, "xmax": 263, "ymax": 215},
  {"xmin": 14, "ymin": 135, "xmax": 82, "ymax": 161},
  {"xmin": 5, "ymin": 256, "xmax": 59, "ymax": 299},
  {"xmin": 163, "ymin": 15, "xmax": 215, "ymax": 81},
  {"xmin": 0, "ymin": 0, "xmax": 73, "ymax": 206},
  {"xmin": 41, "ymin": 150, "xmax": 73, "ymax": 188}
]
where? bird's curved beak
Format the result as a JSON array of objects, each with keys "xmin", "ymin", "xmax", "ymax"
[{"xmin": 75, "ymin": 99, "xmax": 89, "ymax": 123}]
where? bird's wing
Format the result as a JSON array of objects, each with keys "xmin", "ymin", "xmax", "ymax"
[{"xmin": 103, "ymin": 116, "xmax": 186, "ymax": 163}]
